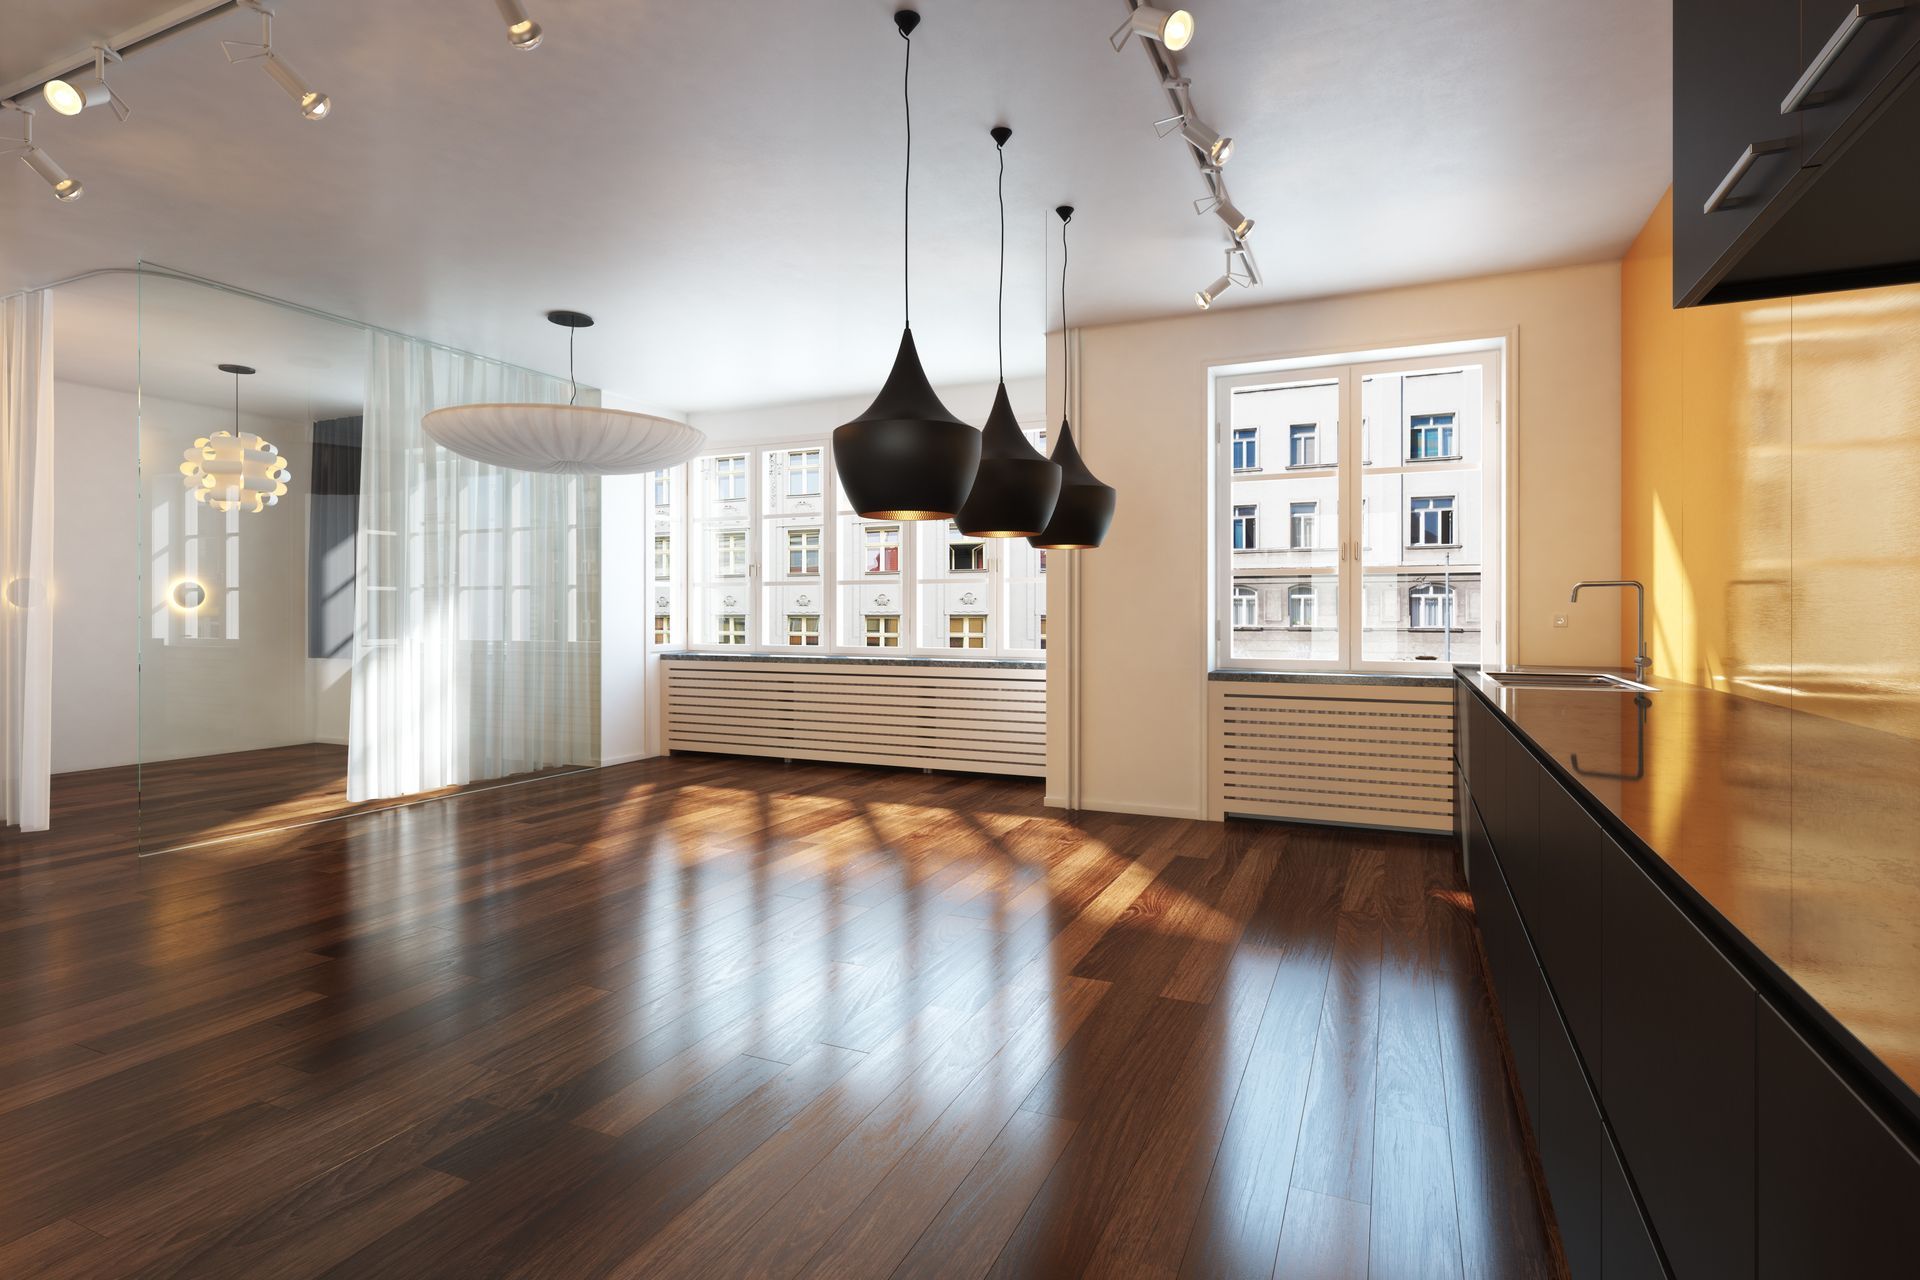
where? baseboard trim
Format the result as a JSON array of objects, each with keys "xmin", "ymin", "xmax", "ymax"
[{"xmin": 1073, "ymin": 795, "xmax": 1209, "ymax": 822}]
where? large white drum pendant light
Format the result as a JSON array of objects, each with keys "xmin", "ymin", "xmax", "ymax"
[
  {"xmin": 422, "ymin": 311, "xmax": 704, "ymax": 475},
  {"xmin": 179, "ymin": 363, "xmax": 290, "ymax": 515}
]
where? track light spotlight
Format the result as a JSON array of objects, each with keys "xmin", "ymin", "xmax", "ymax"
[
  {"xmin": 1195, "ymin": 275, "xmax": 1231, "ymax": 309},
  {"xmin": 1194, "ymin": 186, "xmax": 1254, "ymax": 239},
  {"xmin": 1155, "ymin": 111, "xmax": 1233, "ymax": 166},
  {"xmin": 496, "ymin": 0, "xmax": 543, "ymax": 49},
  {"xmin": 2, "ymin": 104, "xmax": 83, "ymax": 202},
  {"xmin": 224, "ymin": 2, "xmax": 330, "ymax": 121},
  {"xmin": 1111, "ymin": 5, "xmax": 1194, "ymax": 52},
  {"xmin": 1195, "ymin": 248, "xmax": 1255, "ymax": 308},
  {"xmin": 44, "ymin": 45, "xmax": 130, "ymax": 122}
]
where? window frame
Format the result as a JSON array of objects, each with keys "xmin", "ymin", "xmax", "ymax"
[
  {"xmin": 1407, "ymin": 411, "xmax": 1459, "ymax": 462},
  {"xmin": 1213, "ymin": 345, "xmax": 1503, "ymax": 674},
  {"xmin": 1287, "ymin": 423, "xmax": 1320, "ymax": 469},
  {"xmin": 1231, "ymin": 426, "xmax": 1259, "ymax": 471},
  {"xmin": 1231, "ymin": 585, "xmax": 1259, "ymax": 630}
]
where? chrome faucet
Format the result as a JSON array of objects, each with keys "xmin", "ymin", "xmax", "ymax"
[{"xmin": 1570, "ymin": 580, "xmax": 1650, "ymax": 684}]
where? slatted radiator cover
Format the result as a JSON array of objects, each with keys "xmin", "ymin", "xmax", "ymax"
[
  {"xmin": 1210, "ymin": 681, "xmax": 1456, "ymax": 832},
  {"xmin": 664, "ymin": 659, "xmax": 1046, "ymax": 778}
]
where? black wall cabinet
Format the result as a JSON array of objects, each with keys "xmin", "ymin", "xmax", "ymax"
[
  {"xmin": 1456, "ymin": 674, "xmax": 1920, "ymax": 1278},
  {"xmin": 1674, "ymin": 0, "xmax": 1920, "ymax": 305}
]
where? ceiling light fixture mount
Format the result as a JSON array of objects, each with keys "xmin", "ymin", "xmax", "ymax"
[
  {"xmin": 44, "ymin": 43, "xmax": 130, "ymax": 121},
  {"xmin": 224, "ymin": 1, "xmax": 330, "ymax": 121},
  {"xmin": 956, "ymin": 125, "xmax": 1062, "ymax": 539},
  {"xmin": 421, "ymin": 310, "xmax": 706, "ymax": 475},
  {"xmin": 832, "ymin": 7, "xmax": 981, "ymax": 522},
  {"xmin": 0, "ymin": 101, "xmax": 82, "ymax": 202},
  {"xmin": 1031, "ymin": 205, "xmax": 1116, "ymax": 551},
  {"xmin": 496, "ymin": 0, "xmax": 544, "ymax": 50}
]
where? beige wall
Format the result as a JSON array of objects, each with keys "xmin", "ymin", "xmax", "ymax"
[{"xmin": 1048, "ymin": 262, "xmax": 1624, "ymax": 818}]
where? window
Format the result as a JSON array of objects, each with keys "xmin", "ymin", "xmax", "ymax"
[
  {"xmin": 1219, "ymin": 350, "xmax": 1499, "ymax": 671},
  {"xmin": 865, "ymin": 525, "xmax": 900, "ymax": 574},
  {"xmin": 1232, "ymin": 505, "xmax": 1258, "ymax": 550},
  {"xmin": 1289, "ymin": 423, "xmax": 1318, "ymax": 467},
  {"xmin": 1409, "ymin": 412, "xmax": 1457, "ymax": 460},
  {"xmin": 1232, "ymin": 427, "xmax": 1258, "ymax": 470},
  {"xmin": 1409, "ymin": 582, "xmax": 1455, "ymax": 630},
  {"xmin": 1232, "ymin": 586, "xmax": 1259, "ymax": 629},
  {"xmin": 948, "ymin": 529, "xmax": 986, "ymax": 573},
  {"xmin": 948, "ymin": 614, "xmax": 986, "ymax": 649},
  {"xmin": 786, "ymin": 613, "xmax": 820, "ymax": 645},
  {"xmin": 653, "ymin": 613, "xmax": 671, "ymax": 644},
  {"xmin": 715, "ymin": 455, "xmax": 747, "ymax": 501},
  {"xmin": 787, "ymin": 449, "xmax": 822, "ymax": 496},
  {"xmin": 786, "ymin": 527, "xmax": 821, "ymax": 575},
  {"xmin": 653, "ymin": 535, "xmax": 671, "ymax": 580},
  {"xmin": 653, "ymin": 470, "xmax": 671, "ymax": 507},
  {"xmin": 1039, "ymin": 614, "xmax": 1047, "ymax": 649},
  {"xmin": 1409, "ymin": 495, "xmax": 1456, "ymax": 546},
  {"xmin": 717, "ymin": 613, "xmax": 746, "ymax": 645},
  {"xmin": 1289, "ymin": 501, "xmax": 1316, "ymax": 550},
  {"xmin": 716, "ymin": 529, "xmax": 747, "ymax": 575},
  {"xmin": 864, "ymin": 614, "xmax": 899, "ymax": 647},
  {"xmin": 1288, "ymin": 584, "xmax": 1316, "ymax": 628}
]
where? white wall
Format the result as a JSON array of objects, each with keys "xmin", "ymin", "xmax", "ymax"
[
  {"xmin": 1047, "ymin": 262, "xmax": 1624, "ymax": 819},
  {"xmin": 50, "ymin": 380, "xmax": 348, "ymax": 772},
  {"xmin": 687, "ymin": 377, "xmax": 1046, "ymax": 449}
]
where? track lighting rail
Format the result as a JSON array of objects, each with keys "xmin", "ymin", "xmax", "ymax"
[{"xmin": 0, "ymin": 1, "xmax": 239, "ymax": 108}]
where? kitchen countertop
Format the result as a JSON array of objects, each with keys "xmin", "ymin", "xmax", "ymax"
[{"xmin": 1459, "ymin": 665, "xmax": 1920, "ymax": 1116}]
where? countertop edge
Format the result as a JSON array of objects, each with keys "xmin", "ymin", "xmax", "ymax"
[
  {"xmin": 657, "ymin": 651, "xmax": 1046, "ymax": 671},
  {"xmin": 1208, "ymin": 669, "xmax": 1453, "ymax": 687}
]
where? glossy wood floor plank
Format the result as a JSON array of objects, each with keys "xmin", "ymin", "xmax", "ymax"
[{"xmin": 0, "ymin": 752, "xmax": 1557, "ymax": 1278}]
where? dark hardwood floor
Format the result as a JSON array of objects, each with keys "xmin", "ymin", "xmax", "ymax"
[{"xmin": 0, "ymin": 753, "xmax": 1559, "ymax": 1278}]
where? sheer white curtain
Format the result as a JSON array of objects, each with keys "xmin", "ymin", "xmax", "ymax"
[
  {"xmin": 1, "ymin": 291, "xmax": 54, "ymax": 831},
  {"xmin": 348, "ymin": 332, "xmax": 600, "ymax": 802}
]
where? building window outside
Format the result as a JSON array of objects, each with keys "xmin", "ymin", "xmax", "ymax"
[
  {"xmin": 1232, "ymin": 585, "xmax": 1259, "ymax": 629},
  {"xmin": 1288, "ymin": 583, "xmax": 1316, "ymax": 628},
  {"xmin": 1409, "ymin": 582, "xmax": 1455, "ymax": 629},
  {"xmin": 653, "ymin": 470, "xmax": 671, "ymax": 507},
  {"xmin": 865, "ymin": 524, "xmax": 900, "ymax": 574},
  {"xmin": 786, "ymin": 527, "xmax": 821, "ymax": 575},
  {"xmin": 1289, "ymin": 423, "xmax": 1318, "ymax": 467},
  {"xmin": 787, "ymin": 449, "xmax": 822, "ymax": 496},
  {"xmin": 1232, "ymin": 426, "xmax": 1259, "ymax": 471},
  {"xmin": 1039, "ymin": 614, "xmax": 1047, "ymax": 649},
  {"xmin": 1289, "ymin": 501, "xmax": 1316, "ymax": 550},
  {"xmin": 715, "ymin": 454, "xmax": 748, "ymax": 501},
  {"xmin": 948, "ymin": 529, "xmax": 986, "ymax": 573},
  {"xmin": 864, "ymin": 614, "xmax": 900, "ymax": 647},
  {"xmin": 1409, "ymin": 495, "xmax": 1456, "ymax": 546},
  {"xmin": 716, "ymin": 529, "xmax": 748, "ymax": 575},
  {"xmin": 653, "ymin": 613, "xmax": 671, "ymax": 644},
  {"xmin": 717, "ymin": 614, "xmax": 747, "ymax": 645},
  {"xmin": 786, "ymin": 613, "xmax": 821, "ymax": 645},
  {"xmin": 1233, "ymin": 504, "xmax": 1258, "ymax": 550},
  {"xmin": 653, "ymin": 535, "xmax": 671, "ymax": 580},
  {"xmin": 949, "ymin": 614, "xmax": 986, "ymax": 648},
  {"xmin": 1409, "ymin": 412, "xmax": 1457, "ymax": 460}
]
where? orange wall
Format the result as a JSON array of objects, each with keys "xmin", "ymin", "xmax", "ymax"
[{"xmin": 1622, "ymin": 191, "xmax": 1920, "ymax": 739}]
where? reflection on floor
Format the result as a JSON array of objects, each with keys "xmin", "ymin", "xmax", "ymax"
[
  {"xmin": 20, "ymin": 743, "xmax": 579, "ymax": 855},
  {"xmin": 0, "ymin": 755, "xmax": 1556, "ymax": 1278}
]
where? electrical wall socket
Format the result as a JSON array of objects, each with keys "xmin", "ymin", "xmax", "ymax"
[{"xmin": 1553, "ymin": 613, "xmax": 1569, "ymax": 628}]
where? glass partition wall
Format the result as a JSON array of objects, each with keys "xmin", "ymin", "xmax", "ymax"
[{"xmin": 135, "ymin": 268, "xmax": 604, "ymax": 853}]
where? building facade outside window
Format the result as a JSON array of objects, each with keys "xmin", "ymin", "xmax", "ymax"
[
  {"xmin": 653, "ymin": 535, "xmax": 671, "ymax": 580},
  {"xmin": 786, "ymin": 448, "xmax": 822, "ymax": 496},
  {"xmin": 715, "ymin": 454, "xmax": 748, "ymax": 501},
  {"xmin": 1218, "ymin": 349, "xmax": 1499, "ymax": 670},
  {"xmin": 653, "ymin": 614, "xmax": 671, "ymax": 644},
  {"xmin": 1232, "ymin": 426, "xmax": 1259, "ymax": 471},
  {"xmin": 716, "ymin": 530, "xmax": 747, "ymax": 575},
  {"xmin": 865, "ymin": 525, "xmax": 900, "ymax": 573},
  {"xmin": 653, "ymin": 469, "xmax": 672, "ymax": 508},
  {"xmin": 948, "ymin": 528, "xmax": 986, "ymax": 572},
  {"xmin": 718, "ymin": 614, "xmax": 746, "ymax": 645},
  {"xmin": 787, "ymin": 527, "xmax": 821, "ymax": 575},
  {"xmin": 948, "ymin": 614, "xmax": 986, "ymax": 649},
  {"xmin": 786, "ymin": 613, "xmax": 820, "ymax": 645},
  {"xmin": 864, "ymin": 615, "xmax": 899, "ymax": 647}
]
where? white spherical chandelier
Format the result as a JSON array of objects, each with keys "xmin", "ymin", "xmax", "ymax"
[
  {"xmin": 179, "ymin": 363, "xmax": 291, "ymax": 514},
  {"xmin": 422, "ymin": 310, "xmax": 705, "ymax": 475}
]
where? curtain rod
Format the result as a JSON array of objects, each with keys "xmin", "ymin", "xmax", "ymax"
[{"xmin": 7, "ymin": 265, "xmax": 589, "ymax": 385}]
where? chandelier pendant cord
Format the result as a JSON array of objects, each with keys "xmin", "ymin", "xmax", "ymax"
[
  {"xmin": 568, "ymin": 324, "xmax": 578, "ymax": 406},
  {"xmin": 901, "ymin": 24, "xmax": 912, "ymax": 330}
]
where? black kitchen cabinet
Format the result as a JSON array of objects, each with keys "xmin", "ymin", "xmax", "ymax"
[
  {"xmin": 1498, "ymin": 725, "xmax": 1542, "ymax": 922},
  {"xmin": 1755, "ymin": 997, "xmax": 1920, "ymax": 1274},
  {"xmin": 1601, "ymin": 1129, "xmax": 1669, "ymax": 1280},
  {"xmin": 1531, "ymin": 775, "xmax": 1606, "ymax": 1072},
  {"xmin": 1601, "ymin": 845, "xmax": 1755, "ymax": 1277},
  {"xmin": 1675, "ymin": 0, "xmax": 1920, "ymax": 304},
  {"xmin": 1538, "ymin": 997, "xmax": 1604, "ymax": 1277}
]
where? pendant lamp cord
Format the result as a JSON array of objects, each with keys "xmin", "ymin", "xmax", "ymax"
[
  {"xmin": 996, "ymin": 141, "xmax": 1005, "ymax": 382},
  {"xmin": 568, "ymin": 324, "xmax": 578, "ymax": 406},
  {"xmin": 901, "ymin": 24, "xmax": 912, "ymax": 330},
  {"xmin": 1059, "ymin": 211, "xmax": 1071, "ymax": 424}
]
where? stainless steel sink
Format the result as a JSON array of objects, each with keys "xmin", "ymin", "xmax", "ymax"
[{"xmin": 1484, "ymin": 670, "xmax": 1658, "ymax": 693}]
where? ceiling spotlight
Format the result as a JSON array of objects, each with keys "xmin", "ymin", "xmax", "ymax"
[
  {"xmin": 44, "ymin": 45, "xmax": 130, "ymax": 122},
  {"xmin": 1111, "ymin": 5, "xmax": 1194, "ymax": 52},
  {"xmin": 1, "ymin": 104, "xmax": 83, "ymax": 202},
  {"xmin": 496, "ymin": 0, "xmax": 543, "ymax": 49},
  {"xmin": 1195, "ymin": 184, "xmax": 1254, "ymax": 239},
  {"xmin": 1195, "ymin": 249, "xmax": 1255, "ymax": 308},
  {"xmin": 1156, "ymin": 79, "xmax": 1232, "ymax": 165},
  {"xmin": 1195, "ymin": 275, "xmax": 1230, "ymax": 309},
  {"xmin": 224, "ymin": 2, "xmax": 330, "ymax": 121}
]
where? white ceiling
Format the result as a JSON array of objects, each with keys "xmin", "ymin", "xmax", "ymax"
[{"xmin": 3, "ymin": 0, "xmax": 1672, "ymax": 416}]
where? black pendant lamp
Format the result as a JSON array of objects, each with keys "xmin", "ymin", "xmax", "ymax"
[
  {"xmin": 833, "ymin": 8, "xmax": 981, "ymax": 521},
  {"xmin": 1030, "ymin": 206, "xmax": 1117, "ymax": 550},
  {"xmin": 957, "ymin": 127, "xmax": 1063, "ymax": 539}
]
